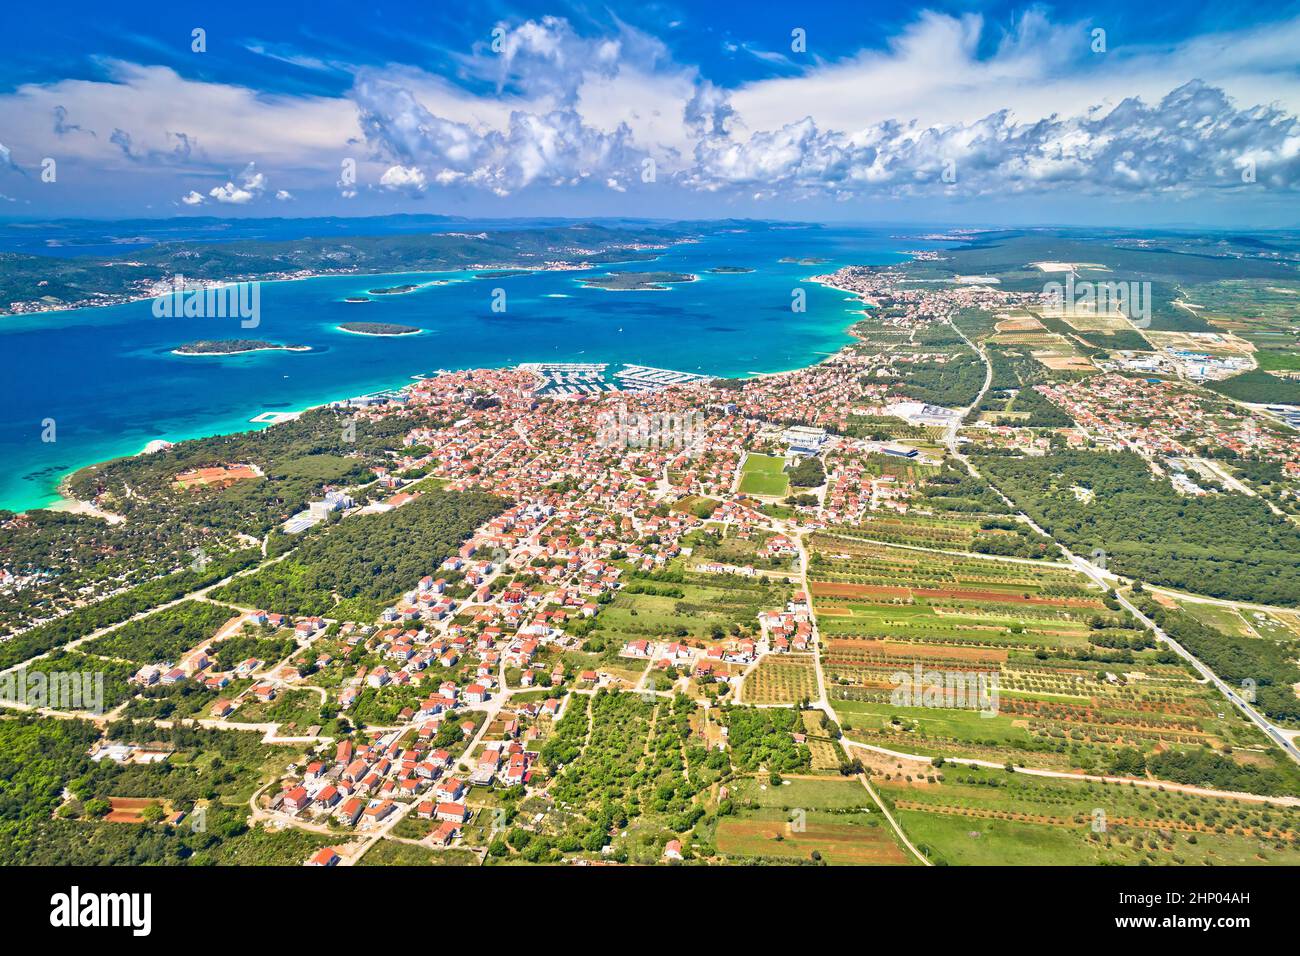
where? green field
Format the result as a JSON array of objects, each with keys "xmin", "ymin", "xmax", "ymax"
[
  {"xmin": 878, "ymin": 765, "xmax": 1300, "ymax": 866},
  {"xmin": 738, "ymin": 453, "xmax": 790, "ymax": 497}
]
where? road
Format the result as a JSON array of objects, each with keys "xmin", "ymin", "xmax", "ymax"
[{"xmin": 943, "ymin": 318, "xmax": 1300, "ymax": 766}]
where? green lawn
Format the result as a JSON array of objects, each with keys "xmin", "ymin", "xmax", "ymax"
[{"xmin": 738, "ymin": 453, "xmax": 791, "ymax": 497}]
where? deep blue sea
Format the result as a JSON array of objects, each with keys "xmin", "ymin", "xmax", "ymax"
[{"xmin": 0, "ymin": 223, "xmax": 940, "ymax": 511}]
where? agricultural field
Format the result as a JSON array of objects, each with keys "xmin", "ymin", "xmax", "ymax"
[
  {"xmin": 875, "ymin": 763, "xmax": 1300, "ymax": 866},
  {"xmin": 990, "ymin": 320, "xmax": 1093, "ymax": 374},
  {"xmin": 714, "ymin": 776, "xmax": 913, "ymax": 865},
  {"xmin": 824, "ymin": 514, "xmax": 994, "ymax": 553},
  {"xmin": 515, "ymin": 690, "xmax": 726, "ymax": 863},
  {"xmin": 742, "ymin": 655, "xmax": 818, "ymax": 704},
  {"xmin": 586, "ymin": 560, "xmax": 793, "ymax": 655},
  {"xmin": 737, "ymin": 453, "xmax": 790, "ymax": 498},
  {"xmin": 809, "ymin": 538, "xmax": 1299, "ymax": 792},
  {"xmin": 1180, "ymin": 279, "xmax": 1300, "ymax": 355},
  {"xmin": 714, "ymin": 809, "xmax": 911, "ymax": 865}
]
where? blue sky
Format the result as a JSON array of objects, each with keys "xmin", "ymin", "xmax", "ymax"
[{"xmin": 2, "ymin": 0, "xmax": 1299, "ymax": 225}]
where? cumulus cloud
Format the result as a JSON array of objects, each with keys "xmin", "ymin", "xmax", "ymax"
[
  {"xmin": 682, "ymin": 81, "xmax": 1300, "ymax": 197},
  {"xmin": 479, "ymin": 15, "xmax": 661, "ymax": 104},
  {"xmin": 180, "ymin": 190, "xmax": 204, "ymax": 205},
  {"xmin": 351, "ymin": 66, "xmax": 643, "ymax": 195},
  {"xmin": 379, "ymin": 164, "xmax": 427, "ymax": 192},
  {"xmin": 2, "ymin": 11, "xmax": 1300, "ymax": 209},
  {"xmin": 0, "ymin": 61, "xmax": 358, "ymax": 175},
  {"xmin": 684, "ymin": 80, "xmax": 735, "ymax": 138},
  {"xmin": 208, "ymin": 162, "xmax": 269, "ymax": 204}
]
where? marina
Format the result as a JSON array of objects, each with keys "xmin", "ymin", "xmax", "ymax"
[{"xmin": 520, "ymin": 362, "xmax": 717, "ymax": 397}]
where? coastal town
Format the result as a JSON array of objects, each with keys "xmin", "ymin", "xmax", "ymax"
[
  {"xmin": 5, "ymin": 242, "xmax": 1300, "ymax": 870},
  {"xmin": 6, "ymin": 2, "xmax": 1300, "ymax": 941}
]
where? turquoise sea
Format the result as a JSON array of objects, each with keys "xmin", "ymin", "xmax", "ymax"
[{"xmin": 0, "ymin": 224, "xmax": 938, "ymax": 511}]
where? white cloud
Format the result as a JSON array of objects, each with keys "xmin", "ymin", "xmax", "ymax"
[
  {"xmin": 208, "ymin": 162, "xmax": 269, "ymax": 204},
  {"xmin": 351, "ymin": 65, "xmax": 643, "ymax": 195},
  {"xmin": 180, "ymin": 190, "xmax": 204, "ymax": 205},
  {"xmin": 683, "ymin": 80, "xmax": 1300, "ymax": 196},
  {"xmin": 379, "ymin": 164, "xmax": 427, "ymax": 191},
  {"xmin": 0, "ymin": 61, "xmax": 358, "ymax": 174},
  {"xmin": 1, "ymin": 11, "xmax": 1299, "ymax": 208}
]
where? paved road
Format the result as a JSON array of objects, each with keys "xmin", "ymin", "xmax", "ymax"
[{"xmin": 944, "ymin": 318, "xmax": 1300, "ymax": 766}]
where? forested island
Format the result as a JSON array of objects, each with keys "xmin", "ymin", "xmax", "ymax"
[
  {"xmin": 708, "ymin": 266, "xmax": 755, "ymax": 273},
  {"xmin": 579, "ymin": 271, "xmax": 696, "ymax": 291},
  {"xmin": 173, "ymin": 339, "xmax": 310, "ymax": 355},
  {"xmin": 368, "ymin": 284, "xmax": 420, "ymax": 295},
  {"xmin": 338, "ymin": 322, "xmax": 421, "ymax": 336}
]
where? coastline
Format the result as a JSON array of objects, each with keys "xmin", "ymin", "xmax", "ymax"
[
  {"xmin": 0, "ymin": 258, "xmax": 650, "ymax": 320},
  {"xmin": 15, "ymin": 252, "xmax": 893, "ymax": 517}
]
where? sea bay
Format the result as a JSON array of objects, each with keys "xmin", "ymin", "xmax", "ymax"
[{"xmin": 0, "ymin": 225, "xmax": 935, "ymax": 511}]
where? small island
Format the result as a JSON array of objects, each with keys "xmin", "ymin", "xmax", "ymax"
[
  {"xmin": 368, "ymin": 284, "xmax": 421, "ymax": 295},
  {"xmin": 173, "ymin": 339, "xmax": 310, "ymax": 355},
  {"xmin": 579, "ymin": 271, "xmax": 696, "ymax": 291},
  {"xmin": 338, "ymin": 322, "xmax": 422, "ymax": 336},
  {"xmin": 708, "ymin": 266, "xmax": 755, "ymax": 274},
  {"xmin": 475, "ymin": 269, "xmax": 533, "ymax": 279},
  {"xmin": 343, "ymin": 296, "xmax": 371, "ymax": 303},
  {"xmin": 779, "ymin": 256, "xmax": 828, "ymax": 265}
]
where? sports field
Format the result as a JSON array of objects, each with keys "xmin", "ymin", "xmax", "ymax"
[{"xmin": 738, "ymin": 453, "xmax": 790, "ymax": 497}]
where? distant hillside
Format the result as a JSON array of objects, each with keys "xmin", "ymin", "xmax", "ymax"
[{"xmin": 0, "ymin": 223, "xmax": 689, "ymax": 314}]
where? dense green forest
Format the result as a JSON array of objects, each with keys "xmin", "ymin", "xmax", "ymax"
[
  {"xmin": 920, "ymin": 465, "xmax": 1014, "ymax": 515},
  {"xmin": 1207, "ymin": 370, "xmax": 1300, "ymax": 405},
  {"xmin": 82, "ymin": 600, "xmax": 237, "ymax": 666},
  {"xmin": 1, "ymin": 403, "xmax": 454, "ymax": 636},
  {"xmin": 0, "ymin": 548, "xmax": 256, "ymax": 670},
  {"xmin": 879, "ymin": 350, "xmax": 987, "ymax": 409},
  {"xmin": 978, "ymin": 449, "xmax": 1300, "ymax": 606},
  {"xmin": 973, "ymin": 347, "xmax": 1076, "ymax": 426},
  {"xmin": 65, "ymin": 406, "xmax": 426, "ymax": 531},
  {"xmin": 211, "ymin": 489, "xmax": 506, "ymax": 615},
  {"xmin": 785, "ymin": 456, "xmax": 826, "ymax": 487},
  {"xmin": 1101, "ymin": 743, "xmax": 1300, "ymax": 795}
]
